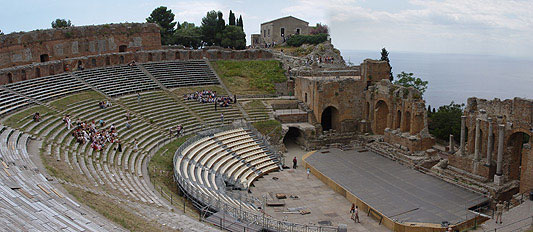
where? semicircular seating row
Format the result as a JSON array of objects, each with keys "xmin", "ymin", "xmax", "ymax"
[
  {"xmin": 0, "ymin": 125, "xmax": 123, "ymax": 231},
  {"xmin": 175, "ymin": 128, "xmax": 280, "ymax": 211}
]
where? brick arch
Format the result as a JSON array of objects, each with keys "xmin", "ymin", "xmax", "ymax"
[
  {"xmin": 374, "ymin": 100, "xmax": 390, "ymax": 135},
  {"xmin": 503, "ymin": 129, "xmax": 531, "ymax": 184},
  {"xmin": 321, "ymin": 105, "xmax": 340, "ymax": 132}
]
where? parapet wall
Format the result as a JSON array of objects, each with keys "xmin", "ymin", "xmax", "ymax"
[
  {"xmin": 0, "ymin": 48, "xmax": 273, "ymax": 85},
  {"xmin": 0, "ymin": 23, "xmax": 162, "ymax": 68}
]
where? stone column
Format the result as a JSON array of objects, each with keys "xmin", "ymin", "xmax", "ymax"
[
  {"xmin": 449, "ymin": 134, "xmax": 455, "ymax": 153},
  {"xmin": 486, "ymin": 118, "xmax": 493, "ymax": 166},
  {"xmin": 460, "ymin": 116, "xmax": 466, "ymax": 155},
  {"xmin": 496, "ymin": 124, "xmax": 505, "ymax": 176},
  {"xmin": 474, "ymin": 119, "xmax": 481, "ymax": 160}
]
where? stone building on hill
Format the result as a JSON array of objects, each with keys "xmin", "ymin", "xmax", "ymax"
[{"xmin": 251, "ymin": 16, "xmax": 310, "ymax": 47}]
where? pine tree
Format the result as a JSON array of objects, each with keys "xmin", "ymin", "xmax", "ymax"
[
  {"xmin": 380, "ymin": 48, "xmax": 390, "ymax": 62},
  {"xmin": 177, "ymin": 22, "xmax": 181, "ymax": 30},
  {"xmin": 147, "ymin": 6, "xmax": 177, "ymax": 45},
  {"xmin": 229, "ymin": 10, "xmax": 236, "ymax": 26}
]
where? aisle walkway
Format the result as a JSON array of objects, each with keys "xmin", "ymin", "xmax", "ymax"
[{"xmin": 476, "ymin": 200, "xmax": 533, "ymax": 232}]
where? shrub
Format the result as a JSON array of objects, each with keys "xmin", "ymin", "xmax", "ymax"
[{"xmin": 286, "ymin": 33, "xmax": 328, "ymax": 47}]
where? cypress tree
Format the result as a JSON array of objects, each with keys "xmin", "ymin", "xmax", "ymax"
[{"xmin": 229, "ymin": 10, "xmax": 236, "ymax": 25}]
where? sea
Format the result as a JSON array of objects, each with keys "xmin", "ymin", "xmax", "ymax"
[{"xmin": 341, "ymin": 50, "xmax": 533, "ymax": 108}]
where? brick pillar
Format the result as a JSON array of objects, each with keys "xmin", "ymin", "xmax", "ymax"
[
  {"xmin": 486, "ymin": 118, "xmax": 493, "ymax": 166},
  {"xmin": 474, "ymin": 119, "xmax": 481, "ymax": 160},
  {"xmin": 460, "ymin": 116, "xmax": 466, "ymax": 155},
  {"xmin": 496, "ymin": 124, "xmax": 505, "ymax": 176}
]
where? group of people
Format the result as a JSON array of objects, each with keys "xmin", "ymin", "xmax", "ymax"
[
  {"xmin": 169, "ymin": 124, "xmax": 184, "ymax": 138},
  {"xmin": 99, "ymin": 100, "xmax": 112, "ymax": 109},
  {"xmin": 184, "ymin": 90, "xmax": 235, "ymax": 108},
  {"xmin": 67, "ymin": 115, "xmax": 120, "ymax": 151},
  {"xmin": 33, "ymin": 112, "xmax": 41, "ymax": 122}
]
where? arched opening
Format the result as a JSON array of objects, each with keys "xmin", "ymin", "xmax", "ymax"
[
  {"xmin": 175, "ymin": 52, "xmax": 180, "ymax": 59},
  {"xmin": 148, "ymin": 53, "xmax": 153, "ymax": 62},
  {"xmin": 119, "ymin": 56, "xmax": 125, "ymax": 64},
  {"xmin": 404, "ymin": 111, "xmax": 411, "ymax": 133},
  {"xmin": 119, "ymin": 45, "xmax": 127, "ymax": 52},
  {"xmin": 21, "ymin": 70, "xmax": 27, "ymax": 81},
  {"xmin": 105, "ymin": 57, "xmax": 111, "ymax": 65},
  {"xmin": 162, "ymin": 52, "xmax": 167, "ymax": 60},
  {"xmin": 506, "ymin": 132, "xmax": 530, "ymax": 182},
  {"xmin": 321, "ymin": 106, "xmax": 340, "ymax": 132},
  {"xmin": 284, "ymin": 127, "xmax": 304, "ymax": 147},
  {"xmin": 395, "ymin": 110, "xmax": 401, "ymax": 129},
  {"xmin": 7, "ymin": 73, "xmax": 13, "ymax": 83},
  {"xmin": 36, "ymin": 67, "xmax": 41, "ymax": 77},
  {"xmin": 374, "ymin": 100, "xmax": 389, "ymax": 135},
  {"xmin": 40, "ymin": 54, "xmax": 49, "ymax": 62}
]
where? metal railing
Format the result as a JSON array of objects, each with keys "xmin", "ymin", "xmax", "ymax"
[{"xmin": 173, "ymin": 122, "xmax": 339, "ymax": 232}]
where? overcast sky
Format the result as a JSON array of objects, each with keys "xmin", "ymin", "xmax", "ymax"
[{"xmin": 2, "ymin": 0, "xmax": 532, "ymax": 58}]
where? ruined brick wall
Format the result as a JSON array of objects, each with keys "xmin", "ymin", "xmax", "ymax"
[
  {"xmin": 0, "ymin": 48, "xmax": 273, "ymax": 85},
  {"xmin": 294, "ymin": 75, "xmax": 364, "ymax": 133},
  {"xmin": 450, "ymin": 97, "xmax": 533, "ymax": 193},
  {"xmin": 0, "ymin": 23, "xmax": 161, "ymax": 69},
  {"xmin": 360, "ymin": 59, "xmax": 391, "ymax": 85},
  {"xmin": 364, "ymin": 80, "xmax": 434, "ymax": 151}
]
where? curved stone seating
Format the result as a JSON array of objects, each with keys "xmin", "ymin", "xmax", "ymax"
[
  {"xmin": 142, "ymin": 60, "xmax": 219, "ymax": 88},
  {"xmin": 0, "ymin": 87, "xmax": 31, "ymax": 116},
  {"xmin": 183, "ymin": 99, "xmax": 243, "ymax": 127},
  {"xmin": 0, "ymin": 126, "xmax": 122, "ymax": 231},
  {"xmin": 5, "ymin": 73, "xmax": 90, "ymax": 103},
  {"xmin": 74, "ymin": 65, "xmax": 159, "ymax": 97},
  {"xmin": 175, "ymin": 127, "xmax": 281, "ymax": 215}
]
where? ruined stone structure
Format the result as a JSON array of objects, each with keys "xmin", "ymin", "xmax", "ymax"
[
  {"xmin": 0, "ymin": 23, "xmax": 161, "ymax": 69},
  {"xmin": 292, "ymin": 59, "xmax": 434, "ymax": 151},
  {"xmin": 251, "ymin": 16, "xmax": 310, "ymax": 47},
  {"xmin": 449, "ymin": 97, "xmax": 533, "ymax": 195}
]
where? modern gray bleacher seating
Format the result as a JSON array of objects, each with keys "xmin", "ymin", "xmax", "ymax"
[
  {"xmin": 142, "ymin": 60, "xmax": 219, "ymax": 88},
  {"xmin": 74, "ymin": 65, "xmax": 159, "ymax": 97},
  {"xmin": 5, "ymin": 73, "xmax": 90, "ymax": 103}
]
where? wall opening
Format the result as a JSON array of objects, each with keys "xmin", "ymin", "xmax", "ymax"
[
  {"xmin": 119, "ymin": 45, "xmax": 127, "ymax": 52},
  {"xmin": 148, "ymin": 53, "xmax": 153, "ymax": 62},
  {"xmin": 321, "ymin": 106, "xmax": 340, "ymax": 132},
  {"xmin": 506, "ymin": 132, "xmax": 530, "ymax": 182},
  {"xmin": 280, "ymin": 28, "xmax": 285, "ymax": 37},
  {"xmin": 21, "ymin": 70, "xmax": 26, "ymax": 81},
  {"xmin": 284, "ymin": 127, "xmax": 303, "ymax": 147},
  {"xmin": 304, "ymin": 93, "xmax": 308, "ymax": 103},
  {"xmin": 162, "ymin": 52, "xmax": 167, "ymax": 60},
  {"xmin": 119, "ymin": 56, "xmax": 125, "ymax": 64},
  {"xmin": 296, "ymin": 28, "xmax": 301, "ymax": 35},
  {"xmin": 7, "ymin": 73, "xmax": 13, "ymax": 83},
  {"xmin": 374, "ymin": 100, "xmax": 389, "ymax": 135},
  {"xmin": 175, "ymin": 52, "xmax": 180, "ymax": 59},
  {"xmin": 396, "ymin": 110, "xmax": 401, "ymax": 129},
  {"xmin": 36, "ymin": 67, "xmax": 41, "ymax": 77},
  {"xmin": 105, "ymin": 57, "xmax": 111, "ymax": 65},
  {"xmin": 404, "ymin": 111, "xmax": 411, "ymax": 133},
  {"xmin": 91, "ymin": 59, "xmax": 97, "ymax": 67},
  {"xmin": 40, "ymin": 54, "xmax": 50, "ymax": 62},
  {"xmin": 365, "ymin": 102, "xmax": 370, "ymax": 120}
]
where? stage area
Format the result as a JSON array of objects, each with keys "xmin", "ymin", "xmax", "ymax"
[{"xmin": 305, "ymin": 148, "xmax": 488, "ymax": 225}]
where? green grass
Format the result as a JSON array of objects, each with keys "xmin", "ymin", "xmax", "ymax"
[
  {"xmin": 148, "ymin": 136, "xmax": 200, "ymax": 219},
  {"xmin": 49, "ymin": 91, "xmax": 104, "ymax": 111},
  {"xmin": 212, "ymin": 60, "xmax": 287, "ymax": 95},
  {"xmin": 3, "ymin": 105, "xmax": 52, "ymax": 128},
  {"xmin": 253, "ymin": 119, "xmax": 282, "ymax": 142}
]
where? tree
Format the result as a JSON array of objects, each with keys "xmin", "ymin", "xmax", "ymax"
[
  {"xmin": 51, "ymin": 19, "xmax": 72, "ymax": 28},
  {"xmin": 175, "ymin": 22, "xmax": 202, "ymax": 49},
  {"xmin": 237, "ymin": 15, "xmax": 243, "ymax": 28},
  {"xmin": 228, "ymin": 10, "xmax": 236, "ymax": 26},
  {"xmin": 428, "ymin": 102, "xmax": 464, "ymax": 142},
  {"xmin": 146, "ymin": 6, "xmax": 177, "ymax": 45},
  {"xmin": 214, "ymin": 11, "xmax": 226, "ymax": 46},
  {"xmin": 394, "ymin": 72, "xmax": 428, "ymax": 96},
  {"xmin": 310, "ymin": 23, "xmax": 328, "ymax": 35},
  {"xmin": 380, "ymin": 48, "xmax": 390, "ymax": 62},
  {"xmin": 201, "ymin": 11, "xmax": 218, "ymax": 46},
  {"xmin": 220, "ymin": 25, "xmax": 246, "ymax": 49}
]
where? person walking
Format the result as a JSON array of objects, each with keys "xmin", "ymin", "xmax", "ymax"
[
  {"xmin": 292, "ymin": 157, "xmax": 297, "ymax": 169},
  {"xmin": 495, "ymin": 201, "xmax": 504, "ymax": 224},
  {"xmin": 350, "ymin": 203, "xmax": 356, "ymax": 220},
  {"xmin": 306, "ymin": 168, "xmax": 310, "ymax": 179},
  {"xmin": 117, "ymin": 140, "xmax": 122, "ymax": 152},
  {"xmin": 354, "ymin": 205, "xmax": 360, "ymax": 223}
]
